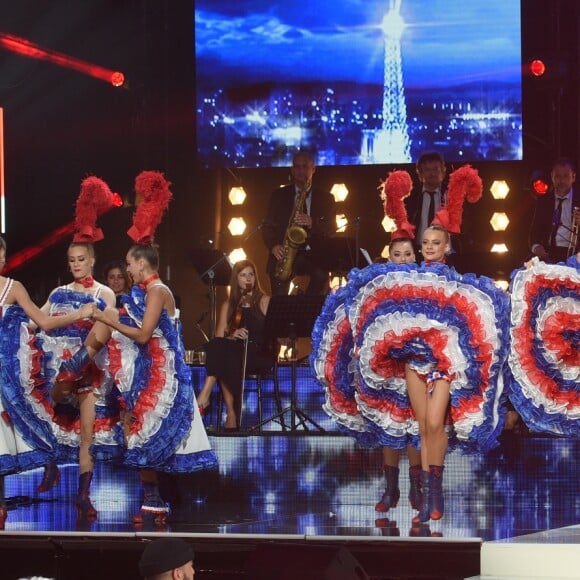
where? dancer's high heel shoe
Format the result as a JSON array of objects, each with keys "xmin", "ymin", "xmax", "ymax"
[
  {"xmin": 37, "ymin": 462, "xmax": 61, "ymax": 493},
  {"xmin": 375, "ymin": 466, "xmax": 400, "ymax": 512},
  {"xmin": 0, "ymin": 507, "xmax": 7, "ymax": 530},
  {"xmin": 133, "ymin": 482, "xmax": 169, "ymax": 526},
  {"xmin": 75, "ymin": 471, "xmax": 97, "ymax": 520}
]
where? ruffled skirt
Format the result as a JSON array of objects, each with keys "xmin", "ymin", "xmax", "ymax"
[
  {"xmin": 108, "ymin": 312, "xmax": 218, "ymax": 473},
  {"xmin": 508, "ymin": 258, "xmax": 580, "ymax": 436},
  {"xmin": 311, "ymin": 262, "xmax": 510, "ymax": 452}
]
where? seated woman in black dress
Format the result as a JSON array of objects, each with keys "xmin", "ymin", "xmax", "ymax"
[{"xmin": 196, "ymin": 259, "xmax": 273, "ymax": 429}]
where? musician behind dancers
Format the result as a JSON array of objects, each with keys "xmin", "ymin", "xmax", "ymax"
[
  {"xmin": 529, "ymin": 157, "xmax": 580, "ymax": 264},
  {"xmin": 196, "ymin": 260, "xmax": 274, "ymax": 430},
  {"xmin": 261, "ymin": 150, "xmax": 336, "ymax": 296}
]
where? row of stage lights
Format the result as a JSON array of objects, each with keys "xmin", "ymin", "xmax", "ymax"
[
  {"xmin": 224, "ymin": 179, "xmax": 513, "ymax": 291},
  {"xmin": 223, "ymin": 183, "xmax": 351, "ymax": 266}
]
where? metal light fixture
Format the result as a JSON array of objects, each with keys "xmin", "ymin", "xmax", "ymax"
[
  {"xmin": 335, "ymin": 214, "xmax": 348, "ymax": 232},
  {"xmin": 330, "ymin": 183, "xmax": 349, "ymax": 202},
  {"xmin": 381, "ymin": 215, "xmax": 396, "ymax": 233},
  {"xmin": 227, "ymin": 217, "xmax": 247, "ymax": 236},
  {"xmin": 228, "ymin": 186, "xmax": 247, "ymax": 206},
  {"xmin": 228, "ymin": 248, "xmax": 247, "ymax": 264},
  {"xmin": 490, "ymin": 180, "xmax": 510, "ymax": 200},
  {"xmin": 490, "ymin": 243, "xmax": 509, "ymax": 253},
  {"xmin": 490, "ymin": 212, "xmax": 510, "ymax": 232}
]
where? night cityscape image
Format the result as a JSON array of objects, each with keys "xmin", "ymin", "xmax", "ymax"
[{"xmin": 195, "ymin": 0, "xmax": 522, "ymax": 168}]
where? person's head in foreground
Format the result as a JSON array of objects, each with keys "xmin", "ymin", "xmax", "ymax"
[{"xmin": 139, "ymin": 538, "xmax": 195, "ymax": 580}]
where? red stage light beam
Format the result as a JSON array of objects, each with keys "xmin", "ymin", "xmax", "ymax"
[
  {"xmin": 0, "ymin": 107, "xmax": 5, "ymax": 234},
  {"xmin": 2, "ymin": 193, "xmax": 122, "ymax": 274},
  {"xmin": 0, "ymin": 33, "xmax": 125, "ymax": 87}
]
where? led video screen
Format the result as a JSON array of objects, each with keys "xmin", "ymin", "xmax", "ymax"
[{"xmin": 195, "ymin": 0, "xmax": 522, "ymax": 168}]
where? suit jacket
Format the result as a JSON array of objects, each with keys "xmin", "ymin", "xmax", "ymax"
[
  {"xmin": 529, "ymin": 188, "xmax": 580, "ymax": 253},
  {"xmin": 406, "ymin": 185, "xmax": 445, "ymax": 241},
  {"xmin": 262, "ymin": 184, "xmax": 336, "ymax": 273},
  {"xmin": 405, "ymin": 185, "xmax": 463, "ymax": 250}
]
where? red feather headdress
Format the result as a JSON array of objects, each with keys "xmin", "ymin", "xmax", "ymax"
[
  {"xmin": 127, "ymin": 171, "xmax": 173, "ymax": 245},
  {"xmin": 73, "ymin": 176, "xmax": 122, "ymax": 243},
  {"xmin": 432, "ymin": 164, "xmax": 482, "ymax": 234},
  {"xmin": 381, "ymin": 170, "xmax": 415, "ymax": 240}
]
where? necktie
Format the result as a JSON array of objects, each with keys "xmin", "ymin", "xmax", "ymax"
[
  {"xmin": 550, "ymin": 197, "xmax": 565, "ymax": 247},
  {"xmin": 426, "ymin": 191, "xmax": 436, "ymax": 225}
]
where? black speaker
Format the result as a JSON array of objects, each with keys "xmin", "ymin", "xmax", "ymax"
[{"xmin": 246, "ymin": 544, "xmax": 369, "ymax": 580}]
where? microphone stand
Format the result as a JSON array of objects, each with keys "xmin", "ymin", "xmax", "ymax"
[
  {"xmin": 333, "ymin": 217, "xmax": 361, "ymax": 269},
  {"xmin": 199, "ymin": 221, "xmax": 267, "ymax": 339},
  {"xmin": 200, "ymin": 254, "xmax": 230, "ymax": 339}
]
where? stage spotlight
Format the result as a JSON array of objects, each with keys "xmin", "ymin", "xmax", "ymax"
[
  {"xmin": 227, "ymin": 217, "xmax": 246, "ymax": 236},
  {"xmin": 381, "ymin": 215, "xmax": 396, "ymax": 233},
  {"xmin": 527, "ymin": 53, "xmax": 572, "ymax": 87},
  {"xmin": 381, "ymin": 245, "xmax": 390, "ymax": 259},
  {"xmin": 494, "ymin": 279, "xmax": 509, "ymax": 291},
  {"xmin": 110, "ymin": 71, "xmax": 125, "ymax": 87},
  {"xmin": 491, "ymin": 243, "xmax": 508, "ymax": 253},
  {"xmin": 490, "ymin": 180, "xmax": 509, "ymax": 200},
  {"xmin": 490, "ymin": 212, "xmax": 509, "ymax": 232},
  {"xmin": 530, "ymin": 170, "xmax": 550, "ymax": 195},
  {"xmin": 0, "ymin": 33, "xmax": 126, "ymax": 86},
  {"xmin": 335, "ymin": 214, "xmax": 348, "ymax": 232},
  {"xmin": 530, "ymin": 59, "xmax": 546, "ymax": 77},
  {"xmin": 228, "ymin": 247, "xmax": 246, "ymax": 264},
  {"xmin": 228, "ymin": 186, "xmax": 247, "ymax": 205},
  {"xmin": 330, "ymin": 183, "xmax": 349, "ymax": 202},
  {"xmin": 329, "ymin": 276, "xmax": 347, "ymax": 290}
]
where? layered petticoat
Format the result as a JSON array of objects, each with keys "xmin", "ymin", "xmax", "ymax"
[
  {"xmin": 108, "ymin": 287, "xmax": 218, "ymax": 473},
  {"xmin": 0, "ymin": 305, "xmax": 56, "ymax": 475},
  {"xmin": 311, "ymin": 262, "xmax": 510, "ymax": 452},
  {"xmin": 508, "ymin": 257, "xmax": 580, "ymax": 436},
  {"xmin": 310, "ymin": 285, "xmax": 380, "ymax": 447},
  {"xmin": 36, "ymin": 288, "xmax": 121, "ymax": 462}
]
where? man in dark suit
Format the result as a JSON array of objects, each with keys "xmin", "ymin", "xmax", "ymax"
[
  {"xmin": 530, "ymin": 157, "xmax": 580, "ymax": 263},
  {"xmin": 405, "ymin": 152, "xmax": 461, "ymax": 261},
  {"xmin": 262, "ymin": 151, "xmax": 336, "ymax": 295}
]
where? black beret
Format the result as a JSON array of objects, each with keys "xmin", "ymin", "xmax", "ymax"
[{"xmin": 138, "ymin": 538, "xmax": 194, "ymax": 576}]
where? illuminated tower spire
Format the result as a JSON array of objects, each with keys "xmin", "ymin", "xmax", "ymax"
[{"xmin": 362, "ymin": 0, "xmax": 411, "ymax": 163}]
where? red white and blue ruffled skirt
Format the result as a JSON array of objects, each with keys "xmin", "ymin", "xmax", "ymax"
[
  {"xmin": 108, "ymin": 287, "xmax": 218, "ymax": 473},
  {"xmin": 507, "ymin": 256, "xmax": 580, "ymax": 436},
  {"xmin": 35, "ymin": 289, "xmax": 121, "ymax": 463},
  {"xmin": 0, "ymin": 305, "xmax": 56, "ymax": 475},
  {"xmin": 311, "ymin": 262, "xmax": 511, "ymax": 452},
  {"xmin": 0, "ymin": 289, "xmax": 122, "ymax": 466}
]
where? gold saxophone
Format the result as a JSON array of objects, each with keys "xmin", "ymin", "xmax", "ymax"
[{"xmin": 275, "ymin": 186, "xmax": 309, "ymax": 281}]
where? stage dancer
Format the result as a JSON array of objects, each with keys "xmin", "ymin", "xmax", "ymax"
[
  {"xmin": 313, "ymin": 166, "xmax": 510, "ymax": 523},
  {"xmin": 87, "ymin": 171, "xmax": 218, "ymax": 524},
  {"xmin": 374, "ymin": 237, "xmax": 424, "ymax": 514},
  {"xmin": 374, "ymin": 171, "xmax": 424, "ymax": 513},
  {"xmin": 37, "ymin": 176, "xmax": 120, "ymax": 521},
  {"xmin": 0, "ymin": 235, "xmax": 94, "ymax": 529},
  {"xmin": 196, "ymin": 259, "xmax": 273, "ymax": 430},
  {"xmin": 507, "ymin": 251, "xmax": 580, "ymax": 437}
]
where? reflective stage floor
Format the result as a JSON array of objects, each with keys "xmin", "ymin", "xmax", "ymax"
[
  {"xmin": 1, "ymin": 433, "xmax": 579, "ymax": 579},
  {"xmin": 1, "ymin": 367, "xmax": 578, "ymax": 579}
]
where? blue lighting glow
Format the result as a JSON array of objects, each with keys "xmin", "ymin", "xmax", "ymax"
[{"xmin": 195, "ymin": 0, "xmax": 522, "ymax": 167}]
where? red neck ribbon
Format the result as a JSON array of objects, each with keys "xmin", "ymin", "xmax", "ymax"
[
  {"xmin": 77, "ymin": 276, "xmax": 95, "ymax": 288},
  {"xmin": 139, "ymin": 273, "xmax": 160, "ymax": 290}
]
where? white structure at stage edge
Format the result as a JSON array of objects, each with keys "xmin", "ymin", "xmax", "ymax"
[{"xmin": 361, "ymin": 0, "xmax": 411, "ymax": 164}]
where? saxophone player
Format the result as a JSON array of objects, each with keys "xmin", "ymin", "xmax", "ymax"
[{"xmin": 262, "ymin": 150, "xmax": 336, "ymax": 296}]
